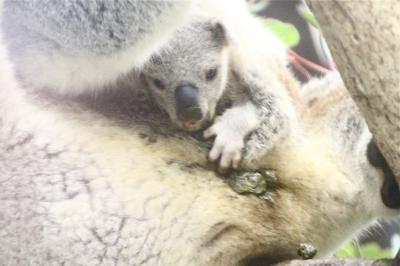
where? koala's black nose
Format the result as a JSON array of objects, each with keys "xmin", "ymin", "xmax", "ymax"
[{"xmin": 175, "ymin": 85, "xmax": 203, "ymax": 121}]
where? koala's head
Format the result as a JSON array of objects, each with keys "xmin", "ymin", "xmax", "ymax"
[{"xmin": 141, "ymin": 19, "xmax": 232, "ymax": 131}]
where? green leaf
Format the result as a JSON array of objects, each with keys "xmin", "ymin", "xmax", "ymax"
[
  {"xmin": 261, "ymin": 18, "xmax": 300, "ymax": 48},
  {"xmin": 297, "ymin": 6, "xmax": 320, "ymax": 29},
  {"xmin": 335, "ymin": 242, "xmax": 361, "ymax": 258},
  {"xmin": 335, "ymin": 242, "xmax": 393, "ymax": 259}
]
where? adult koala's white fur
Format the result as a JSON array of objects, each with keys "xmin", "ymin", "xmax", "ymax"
[{"xmin": 0, "ymin": 1, "xmax": 398, "ymax": 266}]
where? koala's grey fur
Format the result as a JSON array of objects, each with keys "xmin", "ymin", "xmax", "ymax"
[
  {"xmin": 1, "ymin": 0, "xmax": 194, "ymax": 94},
  {"xmin": 141, "ymin": 17, "xmax": 298, "ymax": 171},
  {"xmin": 141, "ymin": 19, "xmax": 229, "ymax": 132}
]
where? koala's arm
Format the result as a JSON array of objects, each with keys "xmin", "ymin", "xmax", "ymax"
[
  {"xmin": 204, "ymin": 101, "xmax": 259, "ymax": 171},
  {"xmin": 235, "ymin": 69, "xmax": 297, "ymax": 167},
  {"xmin": 221, "ymin": 15, "xmax": 298, "ymax": 168},
  {"xmin": 204, "ymin": 67, "xmax": 298, "ymax": 171},
  {"xmin": 1, "ymin": 0, "xmax": 194, "ymax": 94}
]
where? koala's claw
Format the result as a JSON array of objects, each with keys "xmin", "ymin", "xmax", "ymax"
[
  {"xmin": 204, "ymin": 125, "xmax": 244, "ymax": 172},
  {"xmin": 219, "ymin": 143, "xmax": 243, "ymax": 170}
]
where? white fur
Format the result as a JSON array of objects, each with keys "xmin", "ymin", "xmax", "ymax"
[{"xmin": 204, "ymin": 102, "xmax": 259, "ymax": 170}]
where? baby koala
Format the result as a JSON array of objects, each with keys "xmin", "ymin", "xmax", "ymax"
[{"xmin": 141, "ymin": 17, "xmax": 293, "ymax": 172}]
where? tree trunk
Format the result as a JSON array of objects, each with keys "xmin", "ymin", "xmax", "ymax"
[{"xmin": 306, "ymin": 0, "xmax": 400, "ymax": 186}]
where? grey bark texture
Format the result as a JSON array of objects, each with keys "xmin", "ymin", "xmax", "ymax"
[
  {"xmin": 306, "ymin": 0, "xmax": 400, "ymax": 185},
  {"xmin": 274, "ymin": 258, "xmax": 394, "ymax": 266},
  {"xmin": 274, "ymin": 248, "xmax": 399, "ymax": 265}
]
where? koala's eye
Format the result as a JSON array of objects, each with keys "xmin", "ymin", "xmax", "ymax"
[
  {"xmin": 152, "ymin": 78, "xmax": 165, "ymax": 90},
  {"xmin": 205, "ymin": 67, "xmax": 218, "ymax": 81}
]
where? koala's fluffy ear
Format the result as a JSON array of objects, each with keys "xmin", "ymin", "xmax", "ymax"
[{"xmin": 208, "ymin": 21, "xmax": 238, "ymax": 46}]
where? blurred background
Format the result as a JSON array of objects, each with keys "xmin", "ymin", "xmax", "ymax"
[{"xmin": 245, "ymin": 0, "xmax": 400, "ymax": 260}]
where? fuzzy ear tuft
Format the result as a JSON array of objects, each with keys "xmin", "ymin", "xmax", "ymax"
[
  {"xmin": 150, "ymin": 55, "xmax": 163, "ymax": 65},
  {"xmin": 208, "ymin": 21, "xmax": 238, "ymax": 47}
]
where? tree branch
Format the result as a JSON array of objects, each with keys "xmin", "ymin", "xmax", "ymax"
[{"xmin": 306, "ymin": 0, "xmax": 400, "ymax": 187}]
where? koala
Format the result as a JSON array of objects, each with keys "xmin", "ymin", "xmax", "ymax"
[
  {"xmin": 0, "ymin": 0, "xmax": 399, "ymax": 265},
  {"xmin": 141, "ymin": 19, "xmax": 231, "ymax": 133},
  {"xmin": 0, "ymin": 0, "xmax": 195, "ymax": 94},
  {"xmin": 1, "ymin": 43, "xmax": 399, "ymax": 265},
  {"xmin": 141, "ymin": 16, "xmax": 298, "ymax": 172}
]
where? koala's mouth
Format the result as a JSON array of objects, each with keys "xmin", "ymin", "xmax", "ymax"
[
  {"xmin": 176, "ymin": 110, "xmax": 214, "ymax": 132},
  {"xmin": 179, "ymin": 116, "xmax": 212, "ymax": 132},
  {"xmin": 175, "ymin": 104, "xmax": 214, "ymax": 132},
  {"xmin": 181, "ymin": 120, "xmax": 204, "ymax": 131}
]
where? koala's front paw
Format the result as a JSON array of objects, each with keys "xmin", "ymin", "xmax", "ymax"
[{"xmin": 204, "ymin": 123, "xmax": 244, "ymax": 172}]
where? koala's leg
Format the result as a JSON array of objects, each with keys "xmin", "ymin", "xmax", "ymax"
[{"xmin": 1, "ymin": 0, "xmax": 194, "ymax": 94}]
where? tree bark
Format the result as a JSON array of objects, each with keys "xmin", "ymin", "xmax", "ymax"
[
  {"xmin": 306, "ymin": 0, "xmax": 400, "ymax": 186},
  {"xmin": 274, "ymin": 258, "xmax": 393, "ymax": 266}
]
